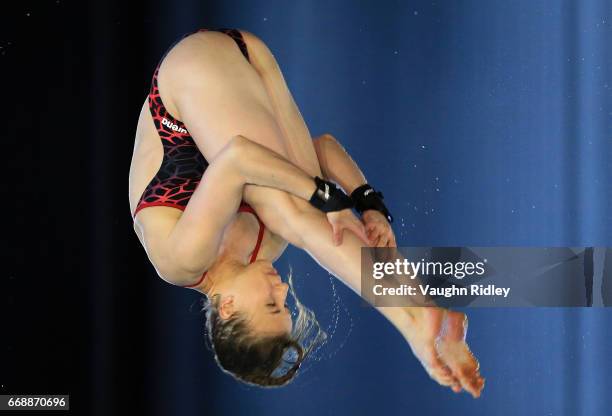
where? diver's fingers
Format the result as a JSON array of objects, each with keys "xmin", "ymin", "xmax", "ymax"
[
  {"xmin": 366, "ymin": 226, "xmax": 380, "ymax": 243},
  {"xmin": 371, "ymin": 235, "xmax": 381, "ymax": 247},
  {"xmin": 378, "ymin": 234, "xmax": 389, "ymax": 247},
  {"xmin": 388, "ymin": 231, "xmax": 397, "ymax": 248},
  {"xmin": 349, "ymin": 219, "xmax": 371, "ymax": 246},
  {"xmin": 330, "ymin": 222, "xmax": 343, "ymax": 246},
  {"xmin": 368, "ymin": 229, "xmax": 381, "ymax": 245}
]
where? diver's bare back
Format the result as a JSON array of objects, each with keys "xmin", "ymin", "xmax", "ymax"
[{"xmin": 128, "ymin": 30, "xmax": 292, "ymax": 265}]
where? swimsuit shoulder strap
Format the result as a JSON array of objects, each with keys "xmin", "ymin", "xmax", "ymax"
[
  {"xmin": 180, "ymin": 203, "xmax": 263, "ymax": 289},
  {"xmin": 237, "ymin": 203, "xmax": 265, "ymax": 263}
]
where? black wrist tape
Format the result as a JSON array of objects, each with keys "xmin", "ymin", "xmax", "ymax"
[
  {"xmin": 350, "ymin": 184, "xmax": 393, "ymax": 223},
  {"xmin": 309, "ymin": 177, "xmax": 354, "ymax": 213}
]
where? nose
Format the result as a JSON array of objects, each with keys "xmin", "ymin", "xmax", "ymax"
[
  {"xmin": 267, "ymin": 273, "xmax": 282, "ymax": 284},
  {"xmin": 276, "ymin": 282, "xmax": 289, "ymax": 299},
  {"xmin": 265, "ymin": 267, "xmax": 281, "ymax": 282}
]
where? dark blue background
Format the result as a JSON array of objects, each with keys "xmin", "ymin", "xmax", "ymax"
[
  {"xmin": 153, "ymin": 1, "xmax": 612, "ymax": 414},
  {"xmin": 3, "ymin": 0, "xmax": 611, "ymax": 415}
]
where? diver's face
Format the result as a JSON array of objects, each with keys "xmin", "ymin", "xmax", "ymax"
[{"xmin": 229, "ymin": 260, "xmax": 293, "ymax": 336}]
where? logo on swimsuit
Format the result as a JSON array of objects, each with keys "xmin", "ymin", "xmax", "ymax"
[{"xmin": 161, "ymin": 117, "xmax": 188, "ymax": 134}]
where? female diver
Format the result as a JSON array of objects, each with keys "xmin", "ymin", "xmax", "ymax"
[{"xmin": 128, "ymin": 28, "xmax": 484, "ymax": 396}]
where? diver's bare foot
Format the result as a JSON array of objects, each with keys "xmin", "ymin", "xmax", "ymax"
[
  {"xmin": 396, "ymin": 308, "xmax": 460, "ymax": 390},
  {"xmin": 435, "ymin": 310, "xmax": 485, "ymax": 398},
  {"xmin": 398, "ymin": 308, "xmax": 484, "ymax": 398}
]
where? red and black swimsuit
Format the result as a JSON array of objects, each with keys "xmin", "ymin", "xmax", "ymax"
[{"xmin": 134, "ymin": 28, "xmax": 264, "ymax": 288}]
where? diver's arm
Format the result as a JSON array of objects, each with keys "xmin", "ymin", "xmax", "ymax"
[
  {"xmin": 313, "ymin": 133, "xmax": 396, "ymax": 247},
  {"xmin": 312, "ymin": 133, "xmax": 367, "ymax": 194},
  {"xmin": 139, "ymin": 136, "xmax": 319, "ymax": 285}
]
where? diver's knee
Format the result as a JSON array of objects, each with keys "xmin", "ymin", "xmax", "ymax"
[{"xmin": 225, "ymin": 135, "xmax": 262, "ymax": 180}]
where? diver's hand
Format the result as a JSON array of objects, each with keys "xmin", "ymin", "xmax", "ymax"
[
  {"xmin": 326, "ymin": 209, "xmax": 370, "ymax": 246},
  {"xmin": 362, "ymin": 210, "xmax": 397, "ymax": 247}
]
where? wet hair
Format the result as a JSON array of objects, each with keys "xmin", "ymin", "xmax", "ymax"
[{"xmin": 204, "ymin": 269, "xmax": 326, "ymax": 387}]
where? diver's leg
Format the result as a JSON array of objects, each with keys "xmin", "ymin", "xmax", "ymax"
[
  {"xmin": 246, "ymin": 189, "xmax": 484, "ymax": 397},
  {"xmin": 159, "ymin": 30, "xmax": 315, "ymax": 174},
  {"xmin": 240, "ymin": 30, "xmax": 322, "ymax": 178}
]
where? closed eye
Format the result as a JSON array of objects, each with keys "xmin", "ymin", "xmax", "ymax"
[
  {"xmin": 266, "ymin": 303, "xmax": 289, "ymax": 314},
  {"xmin": 266, "ymin": 303, "xmax": 280, "ymax": 314}
]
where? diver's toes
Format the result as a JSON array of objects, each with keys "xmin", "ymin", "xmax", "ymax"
[
  {"xmin": 440, "ymin": 364, "xmax": 452, "ymax": 376},
  {"xmin": 470, "ymin": 378, "xmax": 481, "ymax": 395},
  {"xmin": 436, "ymin": 374, "xmax": 457, "ymax": 386},
  {"xmin": 425, "ymin": 348, "xmax": 451, "ymax": 377},
  {"xmin": 428, "ymin": 368, "xmax": 453, "ymax": 386},
  {"xmin": 467, "ymin": 374, "xmax": 486, "ymax": 398},
  {"xmin": 460, "ymin": 364, "xmax": 478, "ymax": 380},
  {"xmin": 476, "ymin": 376, "xmax": 486, "ymax": 393}
]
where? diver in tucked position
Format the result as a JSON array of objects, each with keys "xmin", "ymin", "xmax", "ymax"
[{"xmin": 128, "ymin": 28, "xmax": 484, "ymax": 396}]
